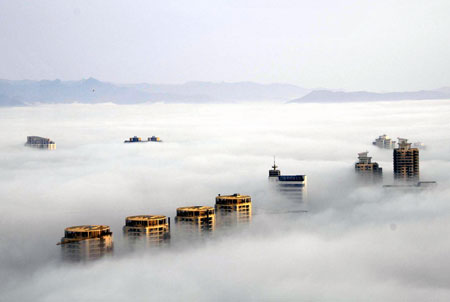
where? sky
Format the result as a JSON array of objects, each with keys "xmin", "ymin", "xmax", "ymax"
[
  {"xmin": 0, "ymin": 0, "xmax": 449, "ymax": 91},
  {"xmin": 0, "ymin": 100, "xmax": 450, "ymax": 300}
]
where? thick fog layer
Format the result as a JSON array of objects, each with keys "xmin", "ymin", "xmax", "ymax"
[{"xmin": 0, "ymin": 100, "xmax": 449, "ymax": 301}]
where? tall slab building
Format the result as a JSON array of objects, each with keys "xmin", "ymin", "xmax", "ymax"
[
  {"xmin": 393, "ymin": 138, "xmax": 419, "ymax": 180},
  {"xmin": 268, "ymin": 159, "xmax": 307, "ymax": 202}
]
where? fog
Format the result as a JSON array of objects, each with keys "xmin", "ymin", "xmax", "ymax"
[{"xmin": 0, "ymin": 100, "xmax": 450, "ymax": 301}]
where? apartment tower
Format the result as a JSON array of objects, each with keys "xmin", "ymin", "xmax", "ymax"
[
  {"xmin": 355, "ymin": 151, "xmax": 382, "ymax": 174},
  {"xmin": 58, "ymin": 225, "xmax": 113, "ymax": 261},
  {"xmin": 393, "ymin": 138, "xmax": 419, "ymax": 180},
  {"xmin": 175, "ymin": 206, "xmax": 215, "ymax": 233},
  {"xmin": 123, "ymin": 215, "xmax": 170, "ymax": 245},
  {"xmin": 215, "ymin": 193, "xmax": 252, "ymax": 226}
]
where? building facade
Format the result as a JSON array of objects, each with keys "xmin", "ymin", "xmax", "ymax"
[
  {"xmin": 123, "ymin": 215, "xmax": 170, "ymax": 246},
  {"xmin": 175, "ymin": 206, "xmax": 215, "ymax": 234},
  {"xmin": 393, "ymin": 138, "xmax": 419, "ymax": 180},
  {"xmin": 59, "ymin": 225, "xmax": 113, "ymax": 261},
  {"xmin": 215, "ymin": 193, "xmax": 252, "ymax": 226},
  {"xmin": 25, "ymin": 136, "xmax": 56, "ymax": 150}
]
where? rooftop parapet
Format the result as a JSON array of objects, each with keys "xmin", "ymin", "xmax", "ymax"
[
  {"xmin": 125, "ymin": 215, "xmax": 168, "ymax": 227},
  {"xmin": 59, "ymin": 225, "xmax": 112, "ymax": 245},
  {"xmin": 216, "ymin": 194, "xmax": 251, "ymax": 205},
  {"xmin": 176, "ymin": 206, "xmax": 215, "ymax": 217}
]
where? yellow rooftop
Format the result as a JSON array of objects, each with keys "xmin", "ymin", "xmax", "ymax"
[
  {"xmin": 126, "ymin": 215, "xmax": 166, "ymax": 221},
  {"xmin": 216, "ymin": 193, "xmax": 251, "ymax": 199},
  {"xmin": 177, "ymin": 206, "xmax": 214, "ymax": 212},
  {"xmin": 65, "ymin": 225, "xmax": 110, "ymax": 232}
]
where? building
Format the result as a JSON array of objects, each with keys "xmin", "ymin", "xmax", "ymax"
[
  {"xmin": 215, "ymin": 193, "xmax": 252, "ymax": 226},
  {"xmin": 148, "ymin": 136, "xmax": 162, "ymax": 142},
  {"xmin": 412, "ymin": 142, "xmax": 426, "ymax": 150},
  {"xmin": 58, "ymin": 225, "xmax": 113, "ymax": 261},
  {"xmin": 355, "ymin": 151, "xmax": 382, "ymax": 175},
  {"xmin": 268, "ymin": 159, "xmax": 307, "ymax": 201},
  {"xmin": 25, "ymin": 136, "xmax": 56, "ymax": 150},
  {"xmin": 123, "ymin": 215, "xmax": 170, "ymax": 245},
  {"xmin": 175, "ymin": 206, "xmax": 215, "ymax": 234},
  {"xmin": 393, "ymin": 138, "xmax": 419, "ymax": 180},
  {"xmin": 124, "ymin": 136, "xmax": 162, "ymax": 143},
  {"xmin": 124, "ymin": 136, "xmax": 142, "ymax": 143},
  {"xmin": 373, "ymin": 134, "xmax": 396, "ymax": 149}
]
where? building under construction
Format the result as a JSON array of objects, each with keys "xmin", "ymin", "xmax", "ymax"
[
  {"xmin": 394, "ymin": 138, "xmax": 419, "ymax": 180},
  {"xmin": 123, "ymin": 215, "xmax": 170, "ymax": 245},
  {"xmin": 25, "ymin": 136, "xmax": 56, "ymax": 150},
  {"xmin": 215, "ymin": 193, "xmax": 252, "ymax": 226},
  {"xmin": 268, "ymin": 159, "xmax": 307, "ymax": 201},
  {"xmin": 175, "ymin": 206, "xmax": 215, "ymax": 234},
  {"xmin": 355, "ymin": 151, "xmax": 382, "ymax": 175},
  {"xmin": 373, "ymin": 134, "xmax": 396, "ymax": 149},
  {"xmin": 58, "ymin": 225, "xmax": 113, "ymax": 261}
]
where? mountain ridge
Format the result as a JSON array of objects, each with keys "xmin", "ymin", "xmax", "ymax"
[
  {"xmin": 0, "ymin": 78, "xmax": 310, "ymax": 106},
  {"xmin": 289, "ymin": 89, "xmax": 450, "ymax": 103}
]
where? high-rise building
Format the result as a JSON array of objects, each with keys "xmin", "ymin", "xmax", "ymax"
[
  {"xmin": 393, "ymin": 138, "xmax": 419, "ymax": 179},
  {"xmin": 123, "ymin": 215, "xmax": 170, "ymax": 245},
  {"xmin": 215, "ymin": 193, "xmax": 252, "ymax": 226},
  {"xmin": 355, "ymin": 151, "xmax": 382, "ymax": 175},
  {"xmin": 373, "ymin": 134, "xmax": 396, "ymax": 149},
  {"xmin": 175, "ymin": 206, "xmax": 215, "ymax": 233},
  {"xmin": 268, "ymin": 159, "xmax": 307, "ymax": 201},
  {"xmin": 25, "ymin": 136, "xmax": 56, "ymax": 150},
  {"xmin": 58, "ymin": 225, "xmax": 113, "ymax": 261}
]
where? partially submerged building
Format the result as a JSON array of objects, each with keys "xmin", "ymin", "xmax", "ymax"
[
  {"xmin": 268, "ymin": 159, "xmax": 307, "ymax": 202},
  {"xmin": 355, "ymin": 151, "xmax": 382, "ymax": 175},
  {"xmin": 25, "ymin": 136, "xmax": 56, "ymax": 150},
  {"xmin": 58, "ymin": 225, "xmax": 113, "ymax": 261},
  {"xmin": 124, "ymin": 136, "xmax": 162, "ymax": 143},
  {"xmin": 373, "ymin": 134, "xmax": 396, "ymax": 149},
  {"xmin": 175, "ymin": 206, "xmax": 215, "ymax": 234},
  {"xmin": 123, "ymin": 215, "xmax": 170, "ymax": 246},
  {"xmin": 393, "ymin": 138, "xmax": 419, "ymax": 180},
  {"xmin": 215, "ymin": 193, "xmax": 252, "ymax": 226}
]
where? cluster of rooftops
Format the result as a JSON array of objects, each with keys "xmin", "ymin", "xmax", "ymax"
[{"xmin": 59, "ymin": 193, "xmax": 251, "ymax": 244}]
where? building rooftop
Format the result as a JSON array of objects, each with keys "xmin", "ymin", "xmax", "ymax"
[
  {"xmin": 125, "ymin": 215, "xmax": 166, "ymax": 221},
  {"xmin": 217, "ymin": 193, "xmax": 250, "ymax": 199},
  {"xmin": 177, "ymin": 206, "xmax": 214, "ymax": 212},
  {"xmin": 64, "ymin": 225, "xmax": 110, "ymax": 232}
]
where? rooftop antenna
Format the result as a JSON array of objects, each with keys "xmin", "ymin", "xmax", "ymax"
[{"xmin": 272, "ymin": 156, "xmax": 278, "ymax": 170}]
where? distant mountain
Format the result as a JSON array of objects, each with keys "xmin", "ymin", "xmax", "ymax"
[
  {"xmin": 0, "ymin": 78, "xmax": 310, "ymax": 106},
  {"xmin": 289, "ymin": 89, "xmax": 450, "ymax": 103}
]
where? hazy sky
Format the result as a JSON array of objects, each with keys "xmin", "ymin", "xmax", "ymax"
[{"xmin": 0, "ymin": 0, "xmax": 449, "ymax": 91}]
